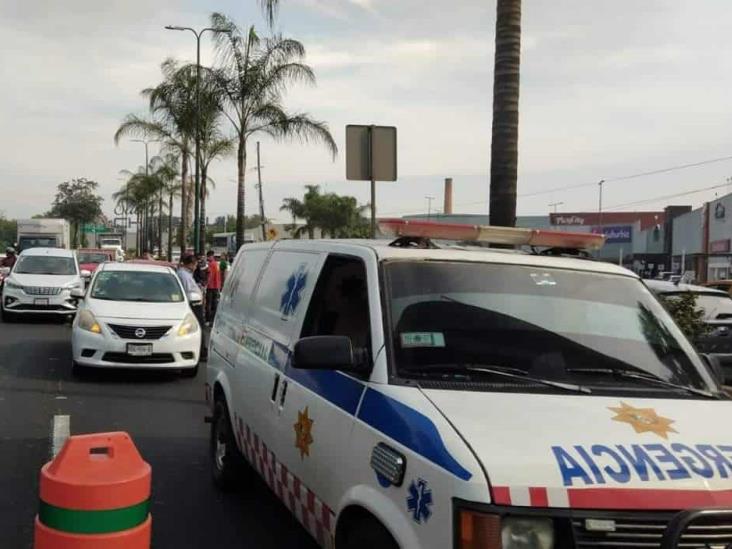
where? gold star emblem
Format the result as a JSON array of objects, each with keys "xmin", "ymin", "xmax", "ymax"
[
  {"xmin": 293, "ymin": 406, "xmax": 314, "ymax": 459},
  {"xmin": 609, "ymin": 402, "xmax": 678, "ymax": 439}
]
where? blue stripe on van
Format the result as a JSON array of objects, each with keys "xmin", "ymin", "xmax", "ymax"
[
  {"xmin": 286, "ymin": 366, "xmax": 365, "ymax": 416},
  {"xmin": 272, "ymin": 340, "xmax": 471, "ymax": 480},
  {"xmin": 357, "ymin": 388, "xmax": 473, "ymax": 481}
]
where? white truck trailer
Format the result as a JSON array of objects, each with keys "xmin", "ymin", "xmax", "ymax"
[{"xmin": 16, "ymin": 219, "xmax": 70, "ymax": 251}]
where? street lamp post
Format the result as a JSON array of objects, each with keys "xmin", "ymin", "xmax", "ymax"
[
  {"xmin": 164, "ymin": 25, "xmax": 229, "ymax": 255},
  {"xmin": 425, "ymin": 196, "xmax": 435, "ymax": 220},
  {"xmin": 132, "ymin": 138, "xmax": 159, "ymax": 254}
]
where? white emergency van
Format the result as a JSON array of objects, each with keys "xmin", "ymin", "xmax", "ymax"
[{"xmin": 206, "ymin": 219, "xmax": 731, "ymax": 549}]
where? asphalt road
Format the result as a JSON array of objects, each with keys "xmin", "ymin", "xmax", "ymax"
[{"xmin": 0, "ymin": 316, "xmax": 317, "ymax": 549}]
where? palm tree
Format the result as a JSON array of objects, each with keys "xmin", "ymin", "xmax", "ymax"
[
  {"xmin": 150, "ymin": 153, "xmax": 180, "ymax": 256},
  {"xmin": 489, "ymin": 0, "xmax": 522, "ymax": 228},
  {"xmin": 114, "ymin": 59, "xmax": 196, "ymax": 249},
  {"xmin": 259, "ymin": 0, "xmax": 279, "ymax": 27},
  {"xmin": 210, "ymin": 13, "xmax": 338, "ymax": 249}
]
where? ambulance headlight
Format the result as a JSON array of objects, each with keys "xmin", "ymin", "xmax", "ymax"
[
  {"xmin": 457, "ymin": 510, "xmax": 554, "ymax": 549},
  {"xmin": 502, "ymin": 517, "xmax": 554, "ymax": 549}
]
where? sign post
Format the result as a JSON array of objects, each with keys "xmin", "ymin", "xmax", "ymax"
[{"xmin": 346, "ymin": 125, "xmax": 397, "ymax": 238}]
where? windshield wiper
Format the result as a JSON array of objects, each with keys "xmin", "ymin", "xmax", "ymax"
[
  {"xmin": 566, "ymin": 367, "xmax": 721, "ymax": 399},
  {"xmin": 403, "ymin": 364, "xmax": 591, "ymax": 394}
]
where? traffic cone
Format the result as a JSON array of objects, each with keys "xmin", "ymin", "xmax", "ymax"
[{"xmin": 34, "ymin": 432, "xmax": 151, "ymax": 549}]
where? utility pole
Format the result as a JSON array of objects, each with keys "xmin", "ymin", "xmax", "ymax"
[
  {"xmin": 165, "ymin": 25, "xmax": 230, "ymax": 255},
  {"xmin": 257, "ymin": 142, "xmax": 266, "ymax": 241},
  {"xmin": 548, "ymin": 201, "xmax": 564, "ymax": 213},
  {"xmin": 598, "ymin": 179, "xmax": 605, "ymax": 229},
  {"xmin": 425, "ymin": 196, "xmax": 435, "ymax": 220}
]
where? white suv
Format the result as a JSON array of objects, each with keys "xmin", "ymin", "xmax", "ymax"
[{"xmin": 1, "ymin": 247, "xmax": 85, "ymax": 321}]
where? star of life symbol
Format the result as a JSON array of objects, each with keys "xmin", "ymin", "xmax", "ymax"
[
  {"xmin": 406, "ymin": 478, "xmax": 433, "ymax": 524},
  {"xmin": 280, "ymin": 264, "xmax": 307, "ymax": 317}
]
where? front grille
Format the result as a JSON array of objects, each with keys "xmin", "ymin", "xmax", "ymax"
[
  {"xmin": 108, "ymin": 324, "xmax": 171, "ymax": 340},
  {"xmin": 23, "ymin": 286, "xmax": 62, "ymax": 296},
  {"xmin": 572, "ymin": 510, "xmax": 732, "ymax": 548},
  {"xmin": 8, "ymin": 304, "xmax": 70, "ymax": 311},
  {"xmin": 102, "ymin": 352, "xmax": 175, "ymax": 364}
]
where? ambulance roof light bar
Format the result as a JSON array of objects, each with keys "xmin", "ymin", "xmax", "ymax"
[{"xmin": 378, "ymin": 219, "xmax": 606, "ymax": 251}]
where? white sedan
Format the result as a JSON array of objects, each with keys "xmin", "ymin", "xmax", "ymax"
[{"xmin": 71, "ymin": 262, "xmax": 202, "ymax": 376}]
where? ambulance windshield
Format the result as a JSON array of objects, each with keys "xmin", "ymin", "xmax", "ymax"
[{"xmin": 385, "ymin": 261, "xmax": 715, "ymax": 395}]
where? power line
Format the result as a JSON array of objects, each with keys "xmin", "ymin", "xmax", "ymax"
[
  {"xmin": 606, "ymin": 182, "xmax": 731, "ymax": 211},
  {"xmin": 378, "ymin": 153, "xmax": 732, "ymax": 217},
  {"xmin": 519, "ymin": 154, "xmax": 732, "ymax": 199}
]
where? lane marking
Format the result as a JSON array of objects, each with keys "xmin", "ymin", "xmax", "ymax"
[{"xmin": 51, "ymin": 415, "xmax": 70, "ymax": 458}]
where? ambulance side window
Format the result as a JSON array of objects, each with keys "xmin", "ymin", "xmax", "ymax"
[{"xmin": 301, "ymin": 255, "xmax": 371, "ymax": 352}]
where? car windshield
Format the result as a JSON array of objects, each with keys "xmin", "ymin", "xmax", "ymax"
[
  {"xmin": 78, "ymin": 252, "xmax": 110, "ymax": 264},
  {"xmin": 18, "ymin": 237, "xmax": 57, "ymax": 249},
  {"xmin": 91, "ymin": 271, "xmax": 184, "ymax": 303},
  {"xmin": 385, "ymin": 261, "xmax": 714, "ymax": 394},
  {"xmin": 14, "ymin": 256, "xmax": 76, "ymax": 275}
]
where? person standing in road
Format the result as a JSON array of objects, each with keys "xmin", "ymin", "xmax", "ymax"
[
  {"xmin": 206, "ymin": 250, "xmax": 221, "ymax": 324},
  {"xmin": 178, "ymin": 254, "xmax": 207, "ymax": 360},
  {"xmin": 219, "ymin": 252, "xmax": 230, "ymax": 287},
  {"xmin": 1, "ymin": 247, "xmax": 17, "ymax": 269}
]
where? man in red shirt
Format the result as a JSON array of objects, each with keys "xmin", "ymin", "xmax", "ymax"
[{"xmin": 205, "ymin": 250, "xmax": 221, "ymax": 324}]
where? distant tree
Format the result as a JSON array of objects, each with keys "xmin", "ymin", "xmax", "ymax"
[
  {"xmin": 280, "ymin": 185, "xmax": 368, "ymax": 239},
  {"xmin": 48, "ymin": 178, "xmax": 104, "ymax": 248},
  {"xmin": 659, "ymin": 293, "xmax": 710, "ymax": 341},
  {"xmin": 0, "ymin": 215, "xmax": 17, "ymax": 250}
]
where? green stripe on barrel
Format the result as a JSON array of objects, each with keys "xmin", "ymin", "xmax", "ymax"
[{"xmin": 38, "ymin": 500, "xmax": 149, "ymax": 534}]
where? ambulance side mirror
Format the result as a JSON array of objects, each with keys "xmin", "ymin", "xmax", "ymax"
[{"xmin": 293, "ymin": 336, "xmax": 369, "ymax": 373}]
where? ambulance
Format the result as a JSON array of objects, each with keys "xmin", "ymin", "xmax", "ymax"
[{"xmin": 205, "ymin": 219, "xmax": 731, "ymax": 549}]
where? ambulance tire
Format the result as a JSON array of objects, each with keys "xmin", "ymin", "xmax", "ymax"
[
  {"xmin": 340, "ymin": 514, "xmax": 398, "ymax": 549},
  {"xmin": 211, "ymin": 399, "xmax": 245, "ymax": 491}
]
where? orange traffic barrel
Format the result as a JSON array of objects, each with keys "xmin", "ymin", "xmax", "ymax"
[{"xmin": 34, "ymin": 432, "xmax": 151, "ymax": 549}]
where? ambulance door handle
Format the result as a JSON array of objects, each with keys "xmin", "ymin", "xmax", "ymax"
[
  {"xmin": 270, "ymin": 374, "xmax": 280, "ymax": 402},
  {"xmin": 279, "ymin": 380, "xmax": 288, "ymax": 409}
]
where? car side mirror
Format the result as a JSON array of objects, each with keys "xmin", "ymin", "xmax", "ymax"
[
  {"xmin": 293, "ymin": 336, "xmax": 369, "ymax": 373},
  {"xmin": 702, "ymin": 354, "xmax": 726, "ymax": 386},
  {"xmin": 80, "ymin": 269, "xmax": 92, "ymax": 279},
  {"xmin": 188, "ymin": 291, "xmax": 203, "ymax": 305},
  {"xmin": 70, "ymin": 288, "xmax": 86, "ymax": 299}
]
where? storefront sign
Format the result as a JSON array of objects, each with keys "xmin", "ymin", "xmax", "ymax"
[
  {"xmin": 710, "ymin": 239, "xmax": 731, "ymax": 253},
  {"xmin": 598, "ymin": 225, "xmax": 633, "ymax": 244},
  {"xmin": 553, "ymin": 215, "xmax": 586, "ymax": 225}
]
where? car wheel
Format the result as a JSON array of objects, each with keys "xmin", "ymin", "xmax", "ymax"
[
  {"xmin": 181, "ymin": 363, "xmax": 199, "ymax": 378},
  {"xmin": 1, "ymin": 307, "xmax": 14, "ymax": 323},
  {"xmin": 211, "ymin": 399, "xmax": 245, "ymax": 491},
  {"xmin": 340, "ymin": 515, "xmax": 399, "ymax": 549}
]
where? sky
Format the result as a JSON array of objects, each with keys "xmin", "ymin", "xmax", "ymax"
[{"xmin": 2, "ymin": 0, "xmax": 732, "ymax": 225}]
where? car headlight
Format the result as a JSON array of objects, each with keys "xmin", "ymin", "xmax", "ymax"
[
  {"xmin": 177, "ymin": 313, "xmax": 199, "ymax": 336},
  {"xmin": 502, "ymin": 517, "xmax": 554, "ymax": 549},
  {"xmin": 458, "ymin": 511, "xmax": 554, "ymax": 549},
  {"xmin": 4, "ymin": 280, "xmax": 22, "ymax": 290},
  {"xmin": 77, "ymin": 310, "xmax": 102, "ymax": 334},
  {"xmin": 64, "ymin": 280, "xmax": 83, "ymax": 290}
]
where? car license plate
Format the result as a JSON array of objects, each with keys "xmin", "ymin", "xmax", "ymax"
[
  {"xmin": 34, "ymin": 298, "xmax": 49, "ymax": 306},
  {"xmin": 127, "ymin": 343, "xmax": 153, "ymax": 357}
]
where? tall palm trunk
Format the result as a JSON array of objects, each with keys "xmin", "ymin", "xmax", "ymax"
[
  {"xmin": 235, "ymin": 139, "xmax": 247, "ymax": 249},
  {"xmin": 200, "ymin": 165, "xmax": 208, "ymax": 253},
  {"xmin": 158, "ymin": 190, "xmax": 164, "ymax": 255},
  {"xmin": 168, "ymin": 191, "xmax": 174, "ymax": 261},
  {"xmin": 489, "ymin": 0, "xmax": 522, "ymax": 228},
  {"xmin": 180, "ymin": 151, "xmax": 189, "ymax": 250}
]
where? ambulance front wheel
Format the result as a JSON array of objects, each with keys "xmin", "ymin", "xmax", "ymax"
[
  {"xmin": 211, "ymin": 399, "xmax": 245, "ymax": 491},
  {"xmin": 337, "ymin": 513, "xmax": 398, "ymax": 549}
]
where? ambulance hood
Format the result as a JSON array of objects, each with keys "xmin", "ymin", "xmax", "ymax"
[{"xmin": 423, "ymin": 390, "xmax": 732, "ymax": 510}]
